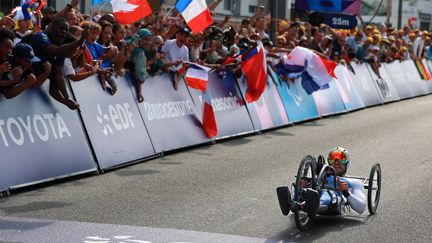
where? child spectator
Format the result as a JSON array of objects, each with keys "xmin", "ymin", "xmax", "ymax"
[{"xmin": 81, "ymin": 21, "xmax": 118, "ymax": 95}]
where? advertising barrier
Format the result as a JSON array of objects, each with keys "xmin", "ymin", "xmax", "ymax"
[
  {"xmin": 348, "ymin": 63, "xmax": 383, "ymax": 106},
  {"xmin": 0, "ymin": 82, "xmax": 96, "ymax": 191},
  {"xmin": 127, "ymin": 73, "xmax": 210, "ymax": 153},
  {"xmin": 399, "ymin": 61, "xmax": 428, "ymax": 96},
  {"xmin": 188, "ymin": 70, "xmax": 255, "ymax": 139},
  {"xmin": 3, "ymin": 60, "xmax": 432, "ymax": 193},
  {"xmin": 273, "ymin": 74, "xmax": 320, "ymax": 123},
  {"xmin": 312, "ymin": 80, "xmax": 346, "ymax": 116},
  {"xmin": 69, "ymin": 75, "xmax": 155, "ymax": 170},
  {"xmin": 409, "ymin": 60, "xmax": 432, "ymax": 94},
  {"xmin": 333, "ymin": 65, "xmax": 365, "ymax": 111},
  {"xmin": 237, "ymin": 68, "xmax": 290, "ymax": 131},
  {"xmin": 384, "ymin": 62, "xmax": 417, "ymax": 99},
  {"xmin": 370, "ymin": 65, "xmax": 399, "ymax": 103}
]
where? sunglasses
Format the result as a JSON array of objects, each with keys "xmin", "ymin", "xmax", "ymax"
[{"xmin": 328, "ymin": 151, "xmax": 349, "ymax": 165}]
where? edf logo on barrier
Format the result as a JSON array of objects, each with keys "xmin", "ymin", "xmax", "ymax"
[
  {"xmin": 96, "ymin": 103, "xmax": 135, "ymax": 136},
  {"xmin": 0, "ymin": 113, "xmax": 71, "ymax": 147}
]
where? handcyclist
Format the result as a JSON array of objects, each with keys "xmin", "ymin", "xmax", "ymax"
[
  {"xmin": 281, "ymin": 147, "xmax": 367, "ymax": 216},
  {"xmin": 316, "ymin": 147, "xmax": 366, "ymax": 215}
]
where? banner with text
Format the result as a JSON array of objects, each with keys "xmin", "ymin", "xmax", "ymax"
[
  {"xmin": 0, "ymin": 82, "xmax": 96, "ymax": 191},
  {"xmin": 69, "ymin": 75, "xmax": 155, "ymax": 169},
  {"xmin": 187, "ymin": 70, "xmax": 255, "ymax": 139},
  {"xmin": 127, "ymin": 73, "xmax": 210, "ymax": 153}
]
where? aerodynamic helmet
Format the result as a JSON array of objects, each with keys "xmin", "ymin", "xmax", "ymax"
[{"xmin": 328, "ymin": 147, "xmax": 350, "ymax": 169}]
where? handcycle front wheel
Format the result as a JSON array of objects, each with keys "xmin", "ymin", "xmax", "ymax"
[
  {"xmin": 293, "ymin": 155, "xmax": 317, "ymax": 230},
  {"xmin": 367, "ymin": 163, "xmax": 382, "ymax": 214}
]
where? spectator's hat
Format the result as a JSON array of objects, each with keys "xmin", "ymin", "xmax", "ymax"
[
  {"xmin": 13, "ymin": 43, "xmax": 41, "ymax": 62},
  {"xmin": 133, "ymin": 28, "xmax": 153, "ymax": 44},
  {"xmin": 380, "ymin": 38, "xmax": 390, "ymax": 45},
  {"xmin": 365, "ymin": 37, "xmax": 373, "ymax": 43},
  {"xmin": 400, "ymin": 46, "xmax": 407, "ymax": 52},
  {"xmin": 423, "ymin": 30, "xmax": 429, "ymax": 36},
  {"xmin": 409, "ymin": 32, "xmax": 416, "ymax": 37},
  {"xmin": 177, "ymin": 26, "xmax": 191, "ymax": 36}
]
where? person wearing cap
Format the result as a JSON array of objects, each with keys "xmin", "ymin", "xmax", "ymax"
[
  {"xmin": 161, "ymin": 27, "xmax": 190, "ymax": 89},
  {"xmin": 0, "ymin": 43, "xmax": 51, "ymax": 99},
  {"xmin": 356, "ymin": 36, "xmax": 372, "ymax": 62},
  {"xmin": 131, "ymin": 28, "xmax": 153, "ymax": 102},
  {"xmin": 413, "ymin": 30, "xmax": 425, "ymax": 59}
]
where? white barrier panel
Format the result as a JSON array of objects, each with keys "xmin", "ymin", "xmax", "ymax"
[
  {"xmin": 384, "ymin": 62, "xmax": 417, "ymax": 99},
  {"xmin": 348, "ymin": 63, "xmax": 383, "ymax": 106},
  {"xmin": 372, "ymin": 65, "xmax": 400, "ymax": 103},
  {"xmin": 333, "ymin": 64, "xmax": 365, "ymax": 111},
  {"xmin": 401, "ymin": 61, "xmax": 428, "ymax": 96}
]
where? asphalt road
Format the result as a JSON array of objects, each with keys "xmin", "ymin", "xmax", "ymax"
[{"xmin": 1, "ymin": 95, "xmax": 432, "ymax": 242}]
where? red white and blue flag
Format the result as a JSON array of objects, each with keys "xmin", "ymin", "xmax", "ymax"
[
  {"xmin": 241, "ymin": 41, "xmax": 267, "ymax": 103},
  {"xmin": 202, "ymin": 87, "xmax": 217, "ymax": 138},
  {"xmin": 175, "ymin": 0, "xmax": 213, "ymax": 34},
  {"xmin": 184, "ymin": 63, "xmax": 217, "ymax": 138},
  {"xmin": 276, "ymin": 46, "xmax": 337, "ymax": 94},
  {"xmin": 185, "ymin": 63, "xmax": 211, "ymax": 92}
]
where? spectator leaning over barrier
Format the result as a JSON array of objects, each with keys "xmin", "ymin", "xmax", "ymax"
[
  {"xmin": 81, "ymin": 21, "xmax": 118, "ymax": 95},
  {"xmin": 24, "ymin": 18, "xmax": 84, "ymax": 110},
  {"xmin": 112, "ymin": 23, "xmax": 134, "ymax": 76},
  {"xmin": 131, "ymin": 28, "xmax": 153, "ymax": 103},
  {"xmin": 0, "ymin": 27, "xmax": 19, "ymax": 88},
  {"xmin": 161, "ymin": 26, "xmax": 189, "ymax": 90},
  {"xmin": 0, "ymin": 43, "xmax": 51, "ymax": 98}
]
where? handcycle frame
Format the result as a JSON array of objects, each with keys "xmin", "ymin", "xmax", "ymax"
[{"xmin": 277, "ymin": 155, "xmax": 382, "ymax": 230}]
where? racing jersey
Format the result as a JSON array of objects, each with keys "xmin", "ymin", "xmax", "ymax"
[{"xmin": 319, "ymin": 175, "xmax": 366, "ymax": 214}]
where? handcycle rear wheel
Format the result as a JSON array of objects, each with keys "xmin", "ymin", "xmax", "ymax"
[
  {"xmin": 367, "ymin": 163, "xmax": 381, "ymax": 214},
  {"xmin": 293, "ymin": 155, "xmax": 317, "ymax": 230}
]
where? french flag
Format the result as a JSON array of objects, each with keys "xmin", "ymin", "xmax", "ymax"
[
  {"xmin": 184, "ymin": 63, "xmax": 218, "ymax": 138},
  {"xmin": 176, "ymin": 0, "xmax": 213, "ymax": 34},
  {"xmin": 241, "ymin": 41, "xmax": 267, "ymax": 103},
  {"xmin": 278, "ymin": 47, "xmax": 337, "ymax": 95},
  {"xmin": 202, "ymin": 87, "xmax": 217, "ymax": 138},
  {"xmin": 185, "ymin": 63, "xmax": 211, "ymax": 92}
]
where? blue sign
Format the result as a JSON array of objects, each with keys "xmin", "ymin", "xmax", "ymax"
[
  {"xmin": 69, "ymin": 75, "xmax": 155, "ymax": 169},
  {"xmin": 274, "ymin": 74, "xmax": 320, "ymax": 123},
  {"xmin": 0, "ymin": 82, "xmax": 96, "ymax": 191},
  {"xmin": 297, "ymin": 0, "xmax": 361, "ymax": 15},
  {"xmin": 323, "ymin": 12, "xmax": 358, "ymax": 29},
  {"xmin": 312, "ymin": 80, "xmax": 347, "ymax": 116},
  {"xmin": 127, "ymin": 72, "xmax": 210, "ymax": 153}
]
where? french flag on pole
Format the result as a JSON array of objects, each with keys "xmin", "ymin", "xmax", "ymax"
[
  {"xmin": 241, "ymin": 41, "xmax": 267, "ymax": 103},
  {"xmin": 279, "ymin": 46, "xmax": 337, "ymax": 95},
  {"xmin": 184, "ymin": 63, "xmax": 218, "ymax": 138},
  {"xmin": 176, "ymin": 0, "xmax": 213, "ymax": 34}
]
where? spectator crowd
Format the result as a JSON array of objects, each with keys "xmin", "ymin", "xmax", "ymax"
[{"xmin": 1, "ymin": 0, "xmax": 432, "ymax": 109}]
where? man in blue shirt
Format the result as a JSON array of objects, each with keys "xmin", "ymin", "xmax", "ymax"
[{"xmin": 27, "ymin": 18, "xmax": 87, "ymax": 110}]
